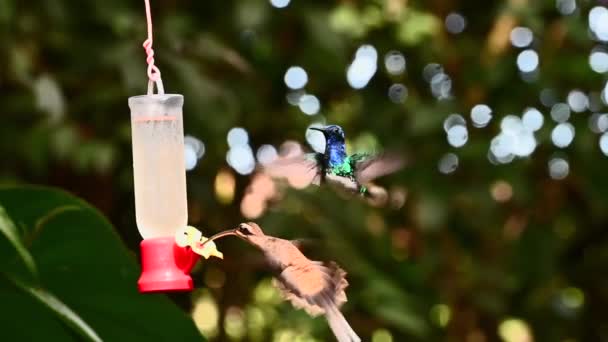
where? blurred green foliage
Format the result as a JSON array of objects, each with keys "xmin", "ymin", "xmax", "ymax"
[{"xmin": 2, "ymin": 0, "xmax": 608, "ymax": 341}]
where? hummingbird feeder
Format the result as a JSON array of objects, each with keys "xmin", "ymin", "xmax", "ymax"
[
  {"xmin": 129, "ymin": 93, "xmax": 201, "ymax": 293},
  {"xmin": 129, "ymin": 0, "xmax": 222, "ymax": 293}
]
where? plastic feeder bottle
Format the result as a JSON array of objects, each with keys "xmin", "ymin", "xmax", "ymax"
[{"xmin": 129, "ymin": 94, "xmax": 199, "ymax": 293}]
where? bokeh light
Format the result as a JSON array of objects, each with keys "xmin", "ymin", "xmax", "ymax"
[
  {"xmin": 241, "ymin": 192, "xmax": 266, "ymax": 219},
  {"xmin": 567, "ymin": 90, "xmax": 588, "ymax": 112},
  {"xmin": 273, "ymin": 329, "xmax": 315, "ymax": 342},
  {"xmin": 589, "ymin": 6, "xmax": 608, "ymax": 42},
  {"xmin": 371, "ymin": 329, "xmax": 393, "ymax": 342},
  {"xmin": 490, "ymin": 135, "xmax": 513, "ymax": 159},
  {"xmin": 192, "ymin": 292, "xmax": 219, "ymax": 338},
  {"xmin": 498, "ymin": 318, "xmax": 533, "ymax": 342},
  {"xmin": 227, "ymin": 145, "xmax": 256, "ymax": 175},
  {"xmin": 256, "ymin": 144, "xmax": 278, "ymax": 165},
  {"xmin": 522, "ymin": 108, "xmax": 544, "ymax": 131},
  {"xmin": 550, "ymin": 103, "xmax": 571, "ymax": 123},
  {"xmin": 589, "ymin": 47, "xmax": 608, "ymax": 73},
  {"xmin": 388, "ymin": 83, "xmax": 408, "ymax": 103},
  {"xmin": 491, "ymin": 180, "xmax": 513, "ymax": 202},
  {"xmin": 488, "ymin": 149, "xmax": 515, "ymax": 165},
  {"xmin": 444, "ymin": 114, "xmax": 466, "ymax": 133},
  {"xmin": 184, "ymin": 144, "xmax": 197, "ymax": 171},
  {"xmin": 384, "ymin": 51, "xmax": 406, "ymax": 75},
  {"xmin": 500, "ymin": 115, "xmax": 521, "ymax": 132},
  {"xmin": 278, "ymin": 140, "xmax": 304, "ymax": 158},
  {"xmin": 549, "ymin": 157, "xmax": 570, "ymax": 179},
  {"xmin": 517, "ymin": 49, "xmax": 539, "ymax": 73},
  {"xmin": 185, "ymin": 135, "xmax": 206, "ymax": 158},
  {"xmin": 298, "ymin": 94, "xmax": 321, "ymax": 115},
  {"xmin": 447, "ymin": 125, "xmax": 468, "ymax": 148},
  {"xmin": 556, "ymin": 0, "xmax": 577, "ymax": 16},
  {"xmin": 270, "ymin": 0, "xmax": 290, "ymax": 9},
  {"xmin": 589, "ymin": 113, "xmax": 608, "ymax": 133},
  {"xmin": 551, "ymin": 123, "xmax": 575, "ymax": 148},
  {"xmin": 430, "ymin": 72, "xmax": 452, "ymax": 100},
  {"xmin": 284, "ymin": 66, "xmax": 308, "ymax": 89},
  {"xmin": 215, "ymin": 169, "xmax": 235, "ymax": 204},
  {"xmin": 513, "ymin": 134, "xmax": 536, "ymax": 157},
  {"xmin": 241, "ymin": 173, "xmax": 277, "ymax": 219},
  {"xmin": 423, "ymin": 63, "xmax": 443, "ymax": 82},
  {"xmin": 489, "ymin": 114, "xmax": 538, "ymax": 161},
  {"xmin": 430, "ymin": 304, "xmax": 451, "ymax": 327},
  {"xmin": 244, "ymin": 306, "xmax": 267, "ymax": 340},
  {"xmin": 224, "ymin": 307, "xmax": 245, "ymax": 340},
  {"xmin": 249, "ymin": 173, "xmax": 277, "ymax": 201},
  {"xmin": 226, "ymin": 127, "xmax": 256, "ymax": 174},
  {"xmin": 347, "ymin": 44, "xmax": 378, "ymax": 89},
  {"xmin": 438, "ymin": 153, "xmax": 459, "ymax": 174},
  {"xmin": 443, "ymin": 115, "xmax": 468, "ymax": 148},
  {"xmin": 510, "ymin": 27, "xmax": 533, "ymax": 48},
  {"xmin": 254, "ymin": 278, "xmax": 282, "ymax": 304},
  {"xmin": 470, "ymin": 104, "xmax": 493, "ymax": 128},
  {"xmin": 600, "ymin": 132, "xmax": 608, "ymax": 155},
  {"xmin": 184, "ymin": 135, "xmax": 205, "ymax": 171},
  {"xmin": 34, "ymin": 75, "xmax": 64, "ymax": 121},
  {"xmin": 227, "ymin": 127, "xmax": 249, "ymax": 148},
  {"xmin": 559, "ymin": 287, "xmax": 585, "ymax": 310},
  {"xmin": 445, "ymin": 13, "xmax": 466, "ymax": 34}
]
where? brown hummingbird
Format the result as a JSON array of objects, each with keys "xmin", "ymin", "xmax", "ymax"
[{"xmin": 204, "ymin": 222, "xmax": 361, "ymax": 342}]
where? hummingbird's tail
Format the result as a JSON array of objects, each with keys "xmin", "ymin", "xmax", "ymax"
[{"xmin": 324, "ymin": 300, "xmax": 361, "ymax": 342}]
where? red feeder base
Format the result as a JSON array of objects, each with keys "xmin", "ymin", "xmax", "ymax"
[{"xmin": 138, "ymin": 236, "xmax": 200, "ymax": 293}]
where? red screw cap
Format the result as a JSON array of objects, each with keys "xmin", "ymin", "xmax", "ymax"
[{"xmin": 138, "ymin": 236, "xmax": 200, "ymax": 293}]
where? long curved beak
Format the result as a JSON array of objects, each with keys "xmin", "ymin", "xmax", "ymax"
[
  {"xmin": 199, "ymin": 228, "xmax": 238, "ymax": 248},
  {"xmin": 309, "ymin": 127, "xmax": 325, "ymax": 133}
]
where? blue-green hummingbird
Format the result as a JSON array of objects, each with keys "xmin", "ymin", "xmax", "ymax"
[{"xmin": 264, "ymin": 125, "xmax": 405, "ymax": 197}]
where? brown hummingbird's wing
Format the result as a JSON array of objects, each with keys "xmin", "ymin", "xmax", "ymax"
[
  {"xmin": 354, "ymin": 152, "xmax": 406, "ymax": 184},
  {"xmin": 262, "ymin": 153, "xmax": 324, "ymax": 187},
  {"xmin": 272, "ymin": 277, "xmax": 325, "ymax": 316},
  {"xmin": 273, "ymin": 261, "xmax": 349, "ymax": 317}
]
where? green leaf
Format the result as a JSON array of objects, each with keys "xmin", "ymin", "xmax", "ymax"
[
  {"xmin": 0, "ymin": 206, "xmax": 38, "ymax": 278},
  {"xmin": 0, "ymin": 186, "xmax": 204, "ymax": 341},
  {"xmin": 5, "ymin": 273, "xmax": 101, "ymax": 342}
]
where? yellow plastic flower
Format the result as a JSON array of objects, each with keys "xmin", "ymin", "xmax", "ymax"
[
  {"xmin": 175, "ymin": 226, "xmax": 202, "ymax": 248},
  {"xmin": 175, "ymin": 226, "xmax": 223, "ymax": 260},
  {"xmin": 192, "ymin": 237, "xmax": 224, "ymax": 259}
]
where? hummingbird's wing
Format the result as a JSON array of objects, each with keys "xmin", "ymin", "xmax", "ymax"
[
  {"xmin": 262, "ymin": 153, "xmax": 324, "ymax": 187},
  {"xmin": 324, "ymin": 173, "xmax": 359, "ymax": 192},
  {"xmin": 352, "ymin": 152, "xmax": 406, "ymax": 184},
  {"xmin": 272, "ymin": 261, "xmax": 348, "ymax": 317},
  {"xmin": 325, "ymin": 174, "xmax": 391, "ymax": 206}
]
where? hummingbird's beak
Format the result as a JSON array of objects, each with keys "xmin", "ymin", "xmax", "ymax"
[
  {"xmin": 199, "ymin": 228, "xmax": 238, "ymax": 248},
  {"xmin": 309, "ymin": 127, "xmax": 326, "ymax": 134}
]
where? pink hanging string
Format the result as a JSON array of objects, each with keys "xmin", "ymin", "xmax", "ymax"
[{"xmin": 143, "ymin": 0, "xmax": 164, "ymax": 95}]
